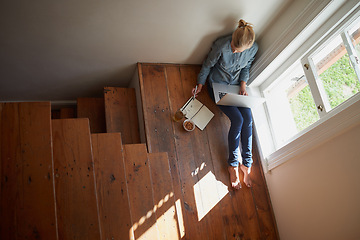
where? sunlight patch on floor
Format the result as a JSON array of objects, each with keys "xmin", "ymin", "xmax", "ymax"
[
  {"xmin": 136, "ymin": 222, "xmax": 159, "ymax": 240},
  {"xmin": 132, "ymin": 192, "xmax": 175, "ymax": 239},
  {"xmin": 157, "ymin": 205, "xmax": 180, "ymax": 239},
  {"xmin": 175, "ymin": 199, "xmax": 185, "ymax": 238},
  {"xmin": 191, "ymin": 162, "xmax": 206, "ymax": 176},
  {"xmin": 193, "ymin": 171, "xmax": 229, "ymax": 221}
]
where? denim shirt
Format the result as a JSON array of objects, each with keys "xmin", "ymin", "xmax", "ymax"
[{"xmin": 197, "ymin": 34, "xmax": 258, "ymax": 87}]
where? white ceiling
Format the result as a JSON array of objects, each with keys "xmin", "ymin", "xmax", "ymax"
[{"xmin": 0, "ymin": 0, "xmax": 288, "ymax": 101}]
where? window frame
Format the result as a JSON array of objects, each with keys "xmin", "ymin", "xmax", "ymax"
[
  {"xmin": 254, "ymin": 2, "xmax": 360, "ymax": 171},
  {"xmin": 301, "ymin": 9, "xmax": 360, "ymax": 117}
]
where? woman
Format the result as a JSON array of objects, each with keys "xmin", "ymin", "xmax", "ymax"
[{"xmin": 192, "ymin": 19, "xmax": 258, "ymax": 189}]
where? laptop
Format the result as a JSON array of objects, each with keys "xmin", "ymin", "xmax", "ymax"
[{"xmin": 212, "ymin": 83, "xmax": 266, "ymax": 108}]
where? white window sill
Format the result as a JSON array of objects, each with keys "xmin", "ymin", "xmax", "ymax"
[{"xmin": 265, "ymin": 94, "xmax": 360, "ymax": 170}]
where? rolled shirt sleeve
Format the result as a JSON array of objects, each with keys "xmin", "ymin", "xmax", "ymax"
[{"xmin": 197, "ymin": 40, "xmax": 223, "ymax": 86}]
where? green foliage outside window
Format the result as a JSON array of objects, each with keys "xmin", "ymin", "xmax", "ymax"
[
  {"xmin": 319, "ymin": 54, "xmax": 360, "ymax": 108},
  {"xmin": 289, "ymin": 54, "xmax": 360, "ymax": 132},
  {"xmin": 289, "ymin": 85, "xmax": 319, "ymax": 132}
]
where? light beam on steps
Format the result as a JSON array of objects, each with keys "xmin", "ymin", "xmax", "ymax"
[{"xmin": 132, "ymin": 192, "xmax": 175, "ymax": 239}]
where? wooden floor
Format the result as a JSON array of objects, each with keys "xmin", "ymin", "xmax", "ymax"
[
  {"xmin": 138, "ymin": 63, "xmax": 279, "ymax": 239},
  {"xmin": 0, "ymin": 66, "xmax": 278, "ymax": 239}
]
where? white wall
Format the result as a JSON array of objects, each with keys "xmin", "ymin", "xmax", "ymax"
[
  {"xmin": 0, "ymin": 0, "xmax": 287, "ymax": 101},
  {"xmin": 265, "ymin": 123, "xmax": 360, "ymax": 240}
]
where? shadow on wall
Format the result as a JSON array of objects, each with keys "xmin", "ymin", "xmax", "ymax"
[
  {"xmin": 0, "ymin": 63, "xmax": 137, "ymax": 101},
  {"xmin": 57, "ymin": 64, "xmax": 137, "ymax": 101},
  {"xmin": 252, "ymin": 0, "xmax": 292, "ymax": 58},
  {"xmin": 185, "ymin": 16, "xmax": 241, "ymax": 64}
]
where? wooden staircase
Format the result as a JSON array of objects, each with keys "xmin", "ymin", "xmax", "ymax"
[
  {"xmin": 0, "ymin": 88, "xmax": 180, "ymax": 239},
  {"xmin": 1, "ymin": 64, "xmax": 279, "ymax": 240}
]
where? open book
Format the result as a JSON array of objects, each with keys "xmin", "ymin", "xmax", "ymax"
[{"xmin": 181, "ymin": 97, "xmax": 214, "ymax": 130}]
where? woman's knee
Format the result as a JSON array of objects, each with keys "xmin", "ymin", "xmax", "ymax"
[
  {"xmin": 239, "ymin": 108, "xmax": 252, "ymax": 125},
  {"xmin": 220, "ymin": 106, "xmax": 241, "ymax": 119},
  {"xmin": 229, "ymin": 112, "xmax": 244, "ymax": 127}
]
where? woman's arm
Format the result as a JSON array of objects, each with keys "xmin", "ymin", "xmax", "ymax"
[
  {"xmin": 239, "ymin": 81, "xmax": 248, "ymax": 96},
  {"xmin": 197, "ymin": 41, "xmax": 223, "ymax": 87},
  {"xmin": 194, "ymin": 43, "xmax": 222, "ymax": 96}
]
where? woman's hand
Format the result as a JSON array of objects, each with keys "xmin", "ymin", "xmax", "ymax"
[
  {"xmin": 192, "ymin": 84, "xmax": 203, "ymax": 97},
  {"xmin": 239, "ymin": 81, "xmax": 248, "ymax": 96}
]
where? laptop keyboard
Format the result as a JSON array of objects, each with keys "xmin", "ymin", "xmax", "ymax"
[{"xmin": 219, "ymin": 92, "xmax": 226, "ymax": 99}]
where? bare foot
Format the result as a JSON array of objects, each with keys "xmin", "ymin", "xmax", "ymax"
[
  {"xmin": 240, "ymin": 165, "xmax": 252, "ymax": 187},
  {"xmin": 228, "ymin": 166, "xmax": 241, "ymax": 190}
]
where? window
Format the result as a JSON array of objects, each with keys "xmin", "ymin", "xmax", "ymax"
[
  {"xmin": 307, "ymin": 16, "xmax": 360, "ymax": 113},
  {"xmin": 264, "ymin": 64, "xmax": 319, "ymax": 149},
  {"xmin": 257, "ymin": 5, "xmax": 360, "ymax": 169}
]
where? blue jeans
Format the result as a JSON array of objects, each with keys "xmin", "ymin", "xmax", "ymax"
[{"xmin": 208, "ymin": 86, "xmax": 253, "ymax": 168}]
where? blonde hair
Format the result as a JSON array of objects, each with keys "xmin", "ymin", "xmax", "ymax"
[{"xmin": 232, "ymin": 19, "xmax": 255, "ymax": 49}]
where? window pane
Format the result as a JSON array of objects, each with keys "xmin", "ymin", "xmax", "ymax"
[
  {"xmin": 289, "ymin": 84, "xmax": 319, "ymax": 132},
  {"xmin": 312, "ymin": 35, "xmax": 360, "ymax": 109},
  {"xmin": 265, "ymin": 64, "xmax": 319, "ymax": 148},
  {"xmin": 348, "ymin": 16, "xmax": 360, "ymax": 58}
]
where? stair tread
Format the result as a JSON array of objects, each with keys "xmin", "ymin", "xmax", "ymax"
[
  {"xmin": 0, "ymin": 102, "xmax": 57, "ymax": 239},
  {"xmin": 104, "ymin": 87, "xmax": 140, "ymax": 144},
  {"xmin": 91, "ymin": 133, "xmax": 134, "ymax": 240},
  {"xmin": 52, "ymin": 118, "xmax": 100, "ymax": 240},
  {"xmin": 77, "ymin": 97, "xmax": 106, "ymax": 133},
  {"xmin": 148, "ymin": 152, "xmax": 180, "ymax": 240},
  {"xmin": 60, "ymin": 107, "xmax": 76, "ymax": 118},
  {"xmin": 123, "ymin": 144, "xmax": 159, "ymax": 240}
]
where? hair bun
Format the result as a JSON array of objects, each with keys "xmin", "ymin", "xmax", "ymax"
[
  {"xmin": 238, "ymin": 19, "xmax": 252, "ymax": 29},
  {"xmin": 233, "ymin": 19, "xmax": 255, "ymax": 49}
]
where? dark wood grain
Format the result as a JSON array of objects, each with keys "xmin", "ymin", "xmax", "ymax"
[
  {"xmin": 60, "ymin": 107, "xmax": 76, "ymax": 118},
  {"xmin": 148, "ymin": 152, "xmax": 180, "ymax": 240},
  {"xmin": 91, "ymin": 133, "xmax": 134, "ymax": 240},
  {"xmin": 0, "ymin": 102, "xmax": 57, "ymax": 240},
  {"xmin": 104, "ymin": 87, "xmax": 140, "ymax": 144},
  {"xmin": 177, "ymin": 65, "xmax": 226, "ymax": 240},
  {"xmin": 139, "ymin": 65, "xmax": 186, "ymax": 237},
  {"xmin": 138, "ymin": 63, "xmax": 279, "ymax": 240},
  {"xmin": 123, "ymin": 144, "xmax": 159, "ymax": 240},
  {"xmin": 52, "ymin": 118, "xmax": 101, "ymax": 240},
  {"xmin": 77, "ymin": 97, "xmax": 106, "ymax": 133}
]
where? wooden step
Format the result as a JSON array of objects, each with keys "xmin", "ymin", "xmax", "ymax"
[
  {"xmin": 91, "ymin": 133, "xmax": 134, "ymax": 240},
  {"xmin": 52, "ymin": 118, "xmax": 100, "ymax": 240},
  {"xmin": 0, "ymin": 102, "xmax": 57, "ymax": 239},
  {"xmin": 148, "ymin": 152, "xmax": 180, "ymax": 240},
  {"xmin": 51, "ymin": 109, "xmax": 61, "ymax": 119},
  {"xmin": 77, "ymin": 97, "xmax": 106, "ymax": 133},
  {"xmin": 104, "ymin": 87, "xmax": 140, "ymax": 144},
  {"xmin": 123, "ymin": 144, "xmax": 159, "ymax": 240},
  {"xmin": 60, "ymin": 107, "xmax": 76, "ymax": 118}
]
